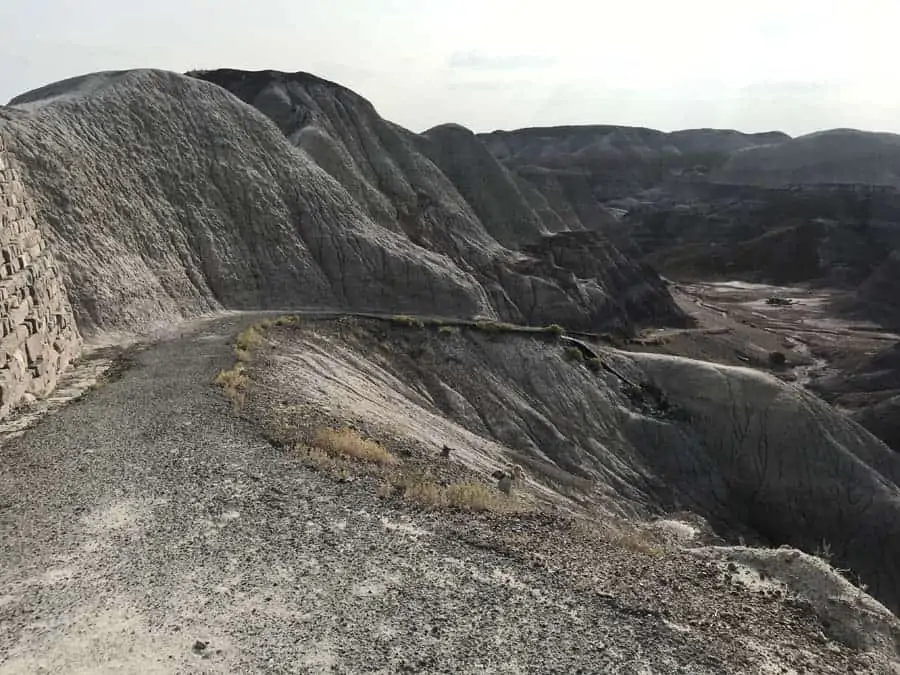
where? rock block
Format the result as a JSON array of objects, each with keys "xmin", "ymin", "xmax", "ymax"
[
  {"xmin": 0, "ymin": 142, "xmax": 82, "ymax": 416},
  {"xmin": 25, "ymin": 332, "xmax": 44, "ymax": 364}
]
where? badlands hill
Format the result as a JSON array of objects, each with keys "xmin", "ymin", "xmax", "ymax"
[
  {"xmin": 1, "ymin": 69, "xmax": 683, "ymax": 337},
  {"xmin": 481, "ymin": 124, "xmax": 900, "ymax": 191},
  {"xmin": 2, "ymin": 68, "xmax": 900, "ymax": 670},
  {"xmin": 481, "ymin": 124, "xmax": 790, "ymax": 193},
  {"xmin": 481, "ymin": 124, "xmax": 900, "ymax": 325},
  {"xmin": 713, "ymin": 129, "xmax": 900, "ymax": 189}
]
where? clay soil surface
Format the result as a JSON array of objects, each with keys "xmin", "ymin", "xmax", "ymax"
[{"xmin": 631, "ymin": 281, "xmax": 900, "ymax": 392}]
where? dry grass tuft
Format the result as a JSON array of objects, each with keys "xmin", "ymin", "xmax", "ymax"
[
  {"xmin": 312, "ymin": 428, "xmax": 398, "ymax": 466},
  {"xmin": 615, "ymin": 530, "xmax": 665, "ymax": 557},
  {"xmin": 235, "ymin": 325, "xmax": 265, "ymax": 361},
  {"xmin": 391, "ymin": 315, "xmax": 425, "ymax": 329},
  {"xmin": 259, "ymin": 315, "xmax": 299, "ymax": 330},
  {"xmin": 215, "ymin": 363, "xmax": 249, "ymax": 408},
  {"xmin": 293, "ymin": 445, "xmax": 353, "ymax": 480},
  {"xmin": 473, "ymin": 320, "xmax": 517, "ymax": 333},
  {"xmin": 382, "ymin": 470, "xmax": 526, "ymax": 513}
]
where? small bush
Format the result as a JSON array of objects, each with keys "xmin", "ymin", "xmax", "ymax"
[
  {"xmin": 444, "ymin": 483, "xmax": 507, "ymax": 510},
  {"xmin": 598, "ymin": 333, "xmax": 628, "ymax": 349},
  {"xmin": 544, "ymin": 324, "xmax": 566, "ymax": 337},
  {"xmin": 768, "ymin": 351, "xmax": 787, "ymax": 367},
  {"xmin": 215, "ymin": 364, "xmax": 249, "ymax": 407},
  {"xmin": 391, "ymin": 315, "xmax": 425, "ymax": 329},
  {"xmin": 312, "ymin": 428, "xmax": 398, "ymax": 466},
  {"xmin": 615, "ymin": 530, "xmax": 664, "ymax": 557},
  {"xmin": 563, "ymin": 346, "xmax": 585, "ymax": 362},
  {"xmin": 438, "ymin": 325, "xmax": 458, "ymax": 335},
  {"xmin": 383, "ymin": 471, "xmax": 521, "ymax": 513},
  {"xmin": 586, "ymin": 357, "xmax": 602, "ymax": 372},
  {"xmin": 235, "ymin": 325, "xmax": 265, "ymax": 361}
]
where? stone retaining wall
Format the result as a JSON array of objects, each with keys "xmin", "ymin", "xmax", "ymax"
[{"xmin": 0, "ymin": 133, "xmax": 81, "ymax": 416}]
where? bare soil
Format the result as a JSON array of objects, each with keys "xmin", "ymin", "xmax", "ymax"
[{"xmin": 630, "ymin": 280, "xmax": 900, "ymax": 392}]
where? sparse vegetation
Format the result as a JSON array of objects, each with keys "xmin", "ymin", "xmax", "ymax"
[
  {"xmin": 234, "ymin": 324, "xmax": 265, "ymax": 361},
  {"xmin": 615, "ymin": 530, "xmax": 665, "ymax": 557},
  {"xmin": 586, "ymin": 357, "xmax": 602, "ymax": 372},
  {"xmin": 380, "ymin": 470, "xmax": 526, "ymax": 513},
  {"xmin": 311, "ymin": 427, "xmax": 398, "ymax": 466},
  {"xmin": 768, "ymin": 350, "xmax": 787, "ymax": 367},
  {"xmin": 215, "ymin": 363, "xmax": 249, "ymax": 408},
  {"xmin": 473, "ymin": 320, "xmax": 518, "ymax": 333},
  {"xmin": 597, "ymin": 332, "xmax": 629, "ymax": 348},
  {"xmin": 563, "ymin": 346, "xmax": 585, "ymax": 362},
  {"xmin": 293, "ymin": 445, "xmax": 347, "ymax": 476},
  {"xmin": 391, "ymin": 314, "xmax": 425, "ymax": 329},
  {"xmin": 545, "ymin": 323, "xmax": 566, "ymax": 337},
  {"xmin": 216, "ymin": 315, "xmax": 299, "ymax": 404},
  {"xmin": 438, "ymin": 324, "xmax": 458, "ymax": 335}
]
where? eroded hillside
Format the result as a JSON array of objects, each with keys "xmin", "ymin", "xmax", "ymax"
[
  {"xmin": 189, "ymin": 69, "xmax": 686, "ymax": 333},
  {"xmin": 211, "ymin": 313, "xmax": 900, "ymax": 671},
  {"xmin": 2, "ymin": 65, "xmax": 900, "ymax": 672},
  {"xmin": 232, "ymin": 316, "xmax": 900, "ymax": 618},
  {"xmin": 0, "ymin": 70, "xmax": 497, "ymax": 336},
  {"xmin": 480, "ymin": 124, "xmax": 900, "ymax": 327}
]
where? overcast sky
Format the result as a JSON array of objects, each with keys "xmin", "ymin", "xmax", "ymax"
[{"xmin": 2, "ymin": 0, "xmax": 898, "ymax": 136}]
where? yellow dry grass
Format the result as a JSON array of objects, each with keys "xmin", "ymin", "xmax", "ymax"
[
  {"xmin": 382, "ymin": 470, "xmax": 526, "ymax": 513},
  {"xmin": 234, "ymin": 325, "xmax": 265, "ymax": 362},
  {"xmin": 311, "ymin": 428, "xmax": 398, "ymax": 466},
  {"xmin": 214, "ymin": 363, "xmax": 249, "ymax": 408},
  {"xmin": 614, "ymin": 530, "xmax": 665, "ymax": 557}
]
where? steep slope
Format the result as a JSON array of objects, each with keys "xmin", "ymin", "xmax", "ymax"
[
  {"xmin": 191, "ymin": 69, "xmax": 686, "ymax": 333},
  {"xmin": 248, "ymin": 316, "xmax": 900, "ymax": 618},
  {"xmin": 1, "ymin": 312, "xmax": 892, "ymax": 673},
  {"xmin": 1, "ymin": 70, "xmax": 492, "ymax": 335},
  {"xmin": 416, "ymin": 123, "xmax": 553, "ymax": 248},
  {"xmin": 856, "ymin": 249, "xmax": 900, "ymax": 328},
  {"xmin": 812, "ymin": 340, "xmax": 900, "ymax": 452}
]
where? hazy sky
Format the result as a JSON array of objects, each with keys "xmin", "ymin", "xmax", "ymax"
[{"xmin": 2, "ymin": 0, "xmax": 899, "ymax": 136}]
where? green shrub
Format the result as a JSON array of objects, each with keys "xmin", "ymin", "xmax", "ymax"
[
  {"xmin": 391, "ymin": 315, "xmax": 425, "ymax": 329},
  {"xmin": 474, "ymin": 320, "xmax": 517, "ymax": 333},
  {"xmin": 545, "ymin": 324, "xmax": 566, "ymax": 337},
  {"xmin": 563, "ymin": 346, "xmax": 584, "ymax": 362}
]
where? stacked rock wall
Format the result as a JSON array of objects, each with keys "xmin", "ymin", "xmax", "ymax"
[{"xmin": 0, "ymin": 133, "xmax": 81, "ymax": 416}]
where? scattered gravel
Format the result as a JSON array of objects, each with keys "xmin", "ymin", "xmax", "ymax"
[{"xmin": 0, "ymin": 313, "xmax": 879, "ymax": 673}]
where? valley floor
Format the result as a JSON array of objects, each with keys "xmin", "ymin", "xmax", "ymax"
[
  {"xmin": 634, "ymin": 280, "xmax": 900, "ymax": 391},
  {"xmin": 0, "ymin": 312, "xmax": 890, "ymax": 673}
]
